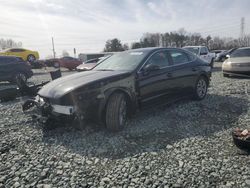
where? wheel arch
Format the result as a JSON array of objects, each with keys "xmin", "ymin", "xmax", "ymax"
[{"xmin": 98, "ymin": 87, "xmax": 137, "ymax": 123}]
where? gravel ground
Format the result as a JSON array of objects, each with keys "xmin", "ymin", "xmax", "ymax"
[{"xmin": 0, "ymin": 63, "xmax": 250, "ymax": 188}]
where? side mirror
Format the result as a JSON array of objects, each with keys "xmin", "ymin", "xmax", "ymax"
[
  {"xmin": 226, "ymin": 54, "xmax": 230, "ymax": 58},
  {"xmin": 143, "ymin": 64, "xmax": 160, "ymax": 72}
]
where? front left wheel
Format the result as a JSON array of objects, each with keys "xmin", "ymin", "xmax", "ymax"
[{"xmin": 105, "ymin": 92, "xmax": 127, "ymax": 132}]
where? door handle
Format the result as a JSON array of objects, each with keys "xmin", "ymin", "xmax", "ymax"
[
  {"xmin": 166, "ymin": 72, "xmax": 172, "ymax": 77},
  {"xmin": 192, "ymin": 68, "xmax": 198, "ymax": 72}
]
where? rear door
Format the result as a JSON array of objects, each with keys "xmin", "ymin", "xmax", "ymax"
[{"xmin": 167, "ymin": 49, "xmax": 199, "ymax": 94}]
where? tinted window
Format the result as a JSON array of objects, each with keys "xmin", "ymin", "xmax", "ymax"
[
  {"xmin": 183, "ymin": 47, "xmax": 199, "ymax": 55},
  {"xmin": 169, "ymin": 50, "xmax": 190, "ymax": 65},
  {"xmin": 185, "ymin": 52, "xmax": 196, "ymax": 61},
  {"xmin": 230, "ymin": 48, "xmax": 250, "ymax": 57},
  {"xmin": 145, "ymin": 51, "xmax": 170, "ymax": 68},
  {"xmin": 200, "ymin": 47, "xmax": 208, "ymax": 54},
  {"xmin": 10, "ymin": 48, "xmax": 25, "ymax": 52}
]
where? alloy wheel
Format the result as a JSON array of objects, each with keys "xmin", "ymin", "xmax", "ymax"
[{"xmin": 196, "ymin": 78, "xmax": 207, "ymax": 99}]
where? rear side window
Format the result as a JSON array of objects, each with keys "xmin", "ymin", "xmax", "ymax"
[
  {"xmin": 169, "ymin": 50, "xmax": 190, "ymax": 65},
  {"xmin": 10, "ymin": 48, "xmax": 25, "ymax": 52}
]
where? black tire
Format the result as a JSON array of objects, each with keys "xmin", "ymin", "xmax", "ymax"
[
  {"xmin": 193, "ymin": 76, "xmax": 208, "ymax": 100},
  {"xmin": 12, "ymin": 72, "xmax": 27, "ymax": 84},
  {"xmin": 210, "ymin": 58, "xmax": 214, "ymax": 68},
  {"xmin": 27, "ymin": 54, "xmax": 36, "ymax": 63},
  {"xmin": 105, "ymin": 92, "xmax": 127, "ymax": 132},
  {"xmin": 54, "ymin": 62, "xmax": 60, "ymax": 68}
]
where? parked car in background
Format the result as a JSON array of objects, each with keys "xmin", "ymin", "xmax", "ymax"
[
  {"xmin": 0, "ymin": 48, "xmax": 39, "ymax": 63},
  {"xmin": 215, "ymin": 48, "xmax": 237, "ymax": 62},
  {"xmin": 76, "ymin": 55, "xmax": 111, "ymax": 71},
  {"xmin": 0, "ymin": 56, "xmax": 33, "ymax": 83},
  {"xmin": 211, "ymin": 50, "xmax": 224, "ymax": 55},
  {"xmin": 29, "ymin": 60, "xmax": 45, "ymax": 69},
  {"xmin": 183, "ymin": 46, "xmax": 215, "ymax": 67},
  {"xmin": 34, "ymin": 47, "xmax": 211, "ymax": 132},
  {"xmin": 45, "ymin": 56, "xmax": 82, "ymax": 70},
  {"xmin": 222, "ymin": 47, "xmax": 250, "ymax": 77}
]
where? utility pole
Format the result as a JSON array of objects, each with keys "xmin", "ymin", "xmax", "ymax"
[
  {"xmin": 240, "ymin": 17, "xmax": 245, "ymax": 38},
  {"xmin": 73, "ymin": 48, "xmax": 76, "ymax": 58},
  {"xmin": 52, "ymin": 37, "xmax": 56, "ymax": 58}
]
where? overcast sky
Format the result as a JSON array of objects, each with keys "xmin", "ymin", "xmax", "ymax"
[{"xmin": 0, "ymin": 0, "xmax": 250, "ymax": 58}]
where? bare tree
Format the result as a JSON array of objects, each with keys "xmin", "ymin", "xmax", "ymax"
[
  {"xmin": 0, "ymin": 38, "xmax": 22, "ymax": 50},
  {"xmin": 62, "ymin": 50, "xmax": 70, "ymax": 57}
]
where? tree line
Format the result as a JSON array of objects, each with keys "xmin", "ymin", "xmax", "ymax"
[
  {"xmin": 0, "ymin": 38, "xmax": 22, "ymax": 50},
  {"xmin": 103, "ymin": 28, "xmax": 250, "ymax": 52}
]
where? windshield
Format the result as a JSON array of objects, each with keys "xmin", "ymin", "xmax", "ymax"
[
  {"xmin": 93, "ymin": 51, "xmax": 147, "ymax": 71},
  {"xmin": 183, "ymin": 47, "xmax": 199, "ymax": 55},
  {"xmin": 230, "ymin": 48, "xmax": 250, "ymax": 57}
]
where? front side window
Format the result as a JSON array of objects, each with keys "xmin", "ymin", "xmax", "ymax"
[
  {"xmin": 145, "ymin": 51, "xmax": 170, "ymax": 69},
  {"xmin": 169, "ymin": 50, "xmax": 190, "ymax": 65}
]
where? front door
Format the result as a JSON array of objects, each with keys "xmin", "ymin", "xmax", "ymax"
[{"xmin": 137, "ymin": 50, "xmax": 173, "ymax": 103}]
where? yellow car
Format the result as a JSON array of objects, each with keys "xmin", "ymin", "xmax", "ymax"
[{"xmin": 0, "ymin": 48, "xmax": 39, "ymax": 62}]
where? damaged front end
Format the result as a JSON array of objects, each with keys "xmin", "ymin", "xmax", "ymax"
[{"xmin": 23, "ymin": 95, "xmax": 77, "ymax": 125}]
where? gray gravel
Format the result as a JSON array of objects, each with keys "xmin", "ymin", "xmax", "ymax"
[{"xmin": 0, "ymin": 63, "xmax": 250, "ymax": 188}]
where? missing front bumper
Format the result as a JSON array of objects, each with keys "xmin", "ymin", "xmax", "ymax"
[{"xmin": 22, "ymin": 97, "xmax": 75, "ymax": 116}]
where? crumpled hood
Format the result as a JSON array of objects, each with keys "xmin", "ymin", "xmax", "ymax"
[{"xmin": 38, "ymin": 70, "xmax": 130, "ymax": 99}]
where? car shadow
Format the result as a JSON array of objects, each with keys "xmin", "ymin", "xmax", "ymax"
[{"xmin": 41, "ymin": 93, "xmax": 248, "ymax": 159}]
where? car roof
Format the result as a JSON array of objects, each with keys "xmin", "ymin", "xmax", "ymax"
[
  {"xmin": 183, "ymin": 46, "xmax": 205, "ymax": 48},
  {"xmin": 127, "ymin": 47, "xmax": 186, "ymax": 53},
  {"xmin": 237, "ymin": 47, "xmax": 250, "ymax": 50}
]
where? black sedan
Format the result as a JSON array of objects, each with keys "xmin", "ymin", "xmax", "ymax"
[
  {"xmin": 33, "ymin": 48, "xmax": 211, "ymax": 131},
  {"xmin": 0, "ymin": 56, "xmax": 33, "ymax": 83}
]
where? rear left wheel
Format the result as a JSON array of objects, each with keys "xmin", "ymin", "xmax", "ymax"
[
  {"xmin": 105, "ymin": 92, "xmax": 127, "ymax": 132},
  {"xmin": 11, "ymin": 72, "xmax": 28, "ymax": 85},
  {"xmin": 27, "ymin": 54, "xmax": 36, "ymax": 63},
  {"xmin": 193, "ymin": 76, "xmax": 208, "ymax": 100}
]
